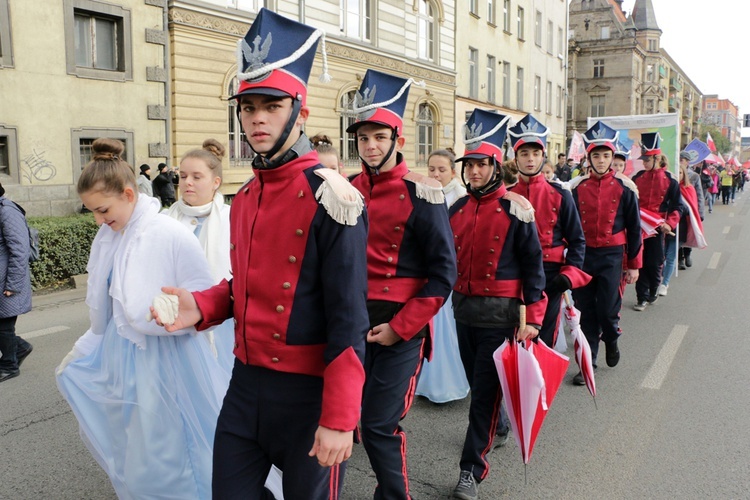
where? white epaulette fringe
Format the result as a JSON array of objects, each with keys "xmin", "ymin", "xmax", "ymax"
[
  {"xmin": 503, "ymin": 191, "xmax": 535, "ymax": 223},
  {"xmin": 314, "ymin": 168, "xmax": 364, "ymax": 226},
  {"xmin": 615, "ymin": 172, "xmax": 639, "ymax": 196},
  {"xmin": 403, "ymin": 172, "xmax": 446, "ymax": 205},
  {"xmin": 568, "ymin": 173, "xmax": 589, "ymax": 190}
]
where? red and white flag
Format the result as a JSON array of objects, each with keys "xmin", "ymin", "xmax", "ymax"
[
  {"xmin": 640, "ymin": 208, "xmax": 664, "ymax": 239},
  {"xmin": 706, "ymin": 132, "xmax": 717, "ymax": 152}
]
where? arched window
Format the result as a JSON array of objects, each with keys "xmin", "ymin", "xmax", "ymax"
[
  {"xmin": 339, "ymin": 90, "xmax": 361, "ymax": 170},
  {"xmin": 415, "ymin": 102, "xmax": 436, "ymax": 168},
  {"xmin": 417, "ymin": 0, "xmax": 435, "ymax": 61},
  {"xmin": 227, "ymin": 77, "xmax": 255, "ymax": 166}
]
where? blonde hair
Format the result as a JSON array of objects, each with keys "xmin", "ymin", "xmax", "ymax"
[
  {"xmin": 77, "ymin": 138, "xmax": 136, "ymax": 195},
  {"xmin": 181, "ymin": 139, "xmax": 226, "ymax": 183},
  {"xmin": 678, "ymin": 162, "xmax": 690, "ymax": 187}
]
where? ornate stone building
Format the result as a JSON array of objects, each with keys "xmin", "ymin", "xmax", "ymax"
[
  {"xmin": 567, "ymin": 0, "xmax": 702, "ymax": 148},
  {"xmin": 0, "ymin": 0, "xmax": 169, "ymax": 215},
  {"xmin": 702, "ymin": 95, "xmax": 741, "ymax": 157},
  {"xmin": 454, "ymin": 0, "xmax": 568, "ymax": 158},
  {"xmin": 168, "ymin": 0, "xmax": 456, "ymax": 193}
]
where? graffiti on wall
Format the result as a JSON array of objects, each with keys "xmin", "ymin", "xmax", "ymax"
[{"xmin": 22, "ymin": 147, "xmax": 57, "ymax": 183}]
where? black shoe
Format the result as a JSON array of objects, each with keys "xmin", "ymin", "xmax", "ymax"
[
  {"xmin": 678, "ymin": 260, "xmax": 686, "ymax": 270},
  {"xmin": 647, "ymin": 295, "xmax": 658, "ymax": 305},
  {"xmin": 453, "ymin": 470, "xmax": 478, "ymax": 500},
  {"xmin": 16, "ymin": 344, "xmax": 33, "ymax": 368},
  {"xmin": 633, "ymin": 301, "xmax": 648, "ymax": 312},
  {"xmin": 0, "ymin": 369, "xmax": 20, "ymax": 383},
  {"xmin": 494, "ymin": 429, "xmax": 511, "ymax": 449},
  {"xmin": 573, "ymin": 371, "xmax": 585, "ymax": 385},
  {"xmin": 605, "ymin": 340, "xmax": 620, "ymax": 367},
  {"xmin": 685, "ymin": 255, "xmax": 693, "ymax": 267}
]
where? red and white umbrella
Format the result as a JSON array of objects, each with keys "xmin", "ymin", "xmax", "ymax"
[
  {"xmin": 493, "ymin": 307, "xmax": 569, "ymax": 465},
  {"xmin": 563, "ymin": 294, "xmax": 596, "ymax": 401},
  {"xmin": 639, "ymin": 208, "xmax": 665, "ymax": 239}
]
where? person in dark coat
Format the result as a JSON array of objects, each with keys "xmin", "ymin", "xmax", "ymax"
[
  {"xmin": 152, "ymin": 163, "xmax": 176, "ymax": 207},
  {"xmin": 0, "ymin": 183, "xmax": 33, "ymax": 382}
]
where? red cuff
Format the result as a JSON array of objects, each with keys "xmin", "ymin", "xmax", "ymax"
[
  {"xmin": 389, "ymin": 296, "xmax": 444, "ymax": 341},
  {"xmin": 319, "ymin": 347, "xmax": 365, "ymax": 431},
  {"xmin": 193, "ymin": 279, "xmax": 233, "ymax": 331},
  {"xmin": 559, "ymin": 265, "xmax": 592, "ymax": 289},
  {"xmin": 525, "ymin": 293, "xmax": 548, "ymax": 326},
  {"xmin": 666, "ymin": 210, "xmax": 680, "ymax": 230}
]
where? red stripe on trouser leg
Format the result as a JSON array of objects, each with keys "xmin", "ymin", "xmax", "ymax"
[
  {"xmin": 478, "ymin": 385, "xmax": 503, "ymax": 481},
  {"xmin": 401, "ymin": 339, "xmax": 426, "ymax": 419},
  {"xmin": 328, "ymin": 464, "xmax": 339, "ymax": 499}
]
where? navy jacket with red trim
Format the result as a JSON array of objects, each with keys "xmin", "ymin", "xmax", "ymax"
[
  {"xmin": 192, "ymin": 150, "xmax": 369, "ymax": 432},
  {"xmin": 510, "ymin": 175, "xmax": 590, "ymax": 289},
  {"xmin": 571, "ymin": 170, "xmax": 643, "ymax": 269},
  {"xmin": 350, "ymin": 159, "xmax": 456, "ymax": 342},
  {"xmin": 632, "ymin": 167, "xmax": 682, "ymax": 230},
  {"xmin": 449, "ymin": 184, "xmax": 548, "ymax": 326}
]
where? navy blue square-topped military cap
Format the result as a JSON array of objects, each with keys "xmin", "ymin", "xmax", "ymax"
[
  {"xmin": 346, "ymin": 69, "xmax": 420, "ymax": 136},
  {"xmin": 582, "ymin": 121, "xmax": 619, "ymax": 153},
  {"xmin": 455, "ymin": 109, "xmax": 511, "ymax": 162},
  {"xmin": 508, "ymin": 114, "xmax": 549, "ymax": 152}
]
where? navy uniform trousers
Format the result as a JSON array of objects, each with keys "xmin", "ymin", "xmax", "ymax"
[
  {"xmin": 538, "ymin": 267, "xmax": 565, "ymax": 348},
  {"xmin": 361, "ymin": 301, "xmax": 426, "ymax": 500},
  {"xmin": 572, "ymin": 246, "xmax": 625, "ymax": 365},
  {"xmin": 635, "ymin": 234, "xmax": 665, "ymax": 303},
  {"xmin": 213, "ymin": 361, "xmax": 345, "ymax": 500},
  {"xmin": 455, "ymin": 322, "xmax": 514, "ymax": 483}
]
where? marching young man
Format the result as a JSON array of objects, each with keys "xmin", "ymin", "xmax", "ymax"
[
  {"xmin": 348, "ymin": 69, "xmax": 457, "ymax": 500},
  {"xmin": 151, "ymin": 9, "xmax": 370, "ymax": 499},
  {"xmin": 508, "ymin": 114, "xmax": 589, "ymax": 348},
  {"xmin": 570, "ymin": 122, "xmax": 642, "ymax": 383},
  {"xmin": 449, "ymin": 109, "xmax": 546, "ymax": 500}
]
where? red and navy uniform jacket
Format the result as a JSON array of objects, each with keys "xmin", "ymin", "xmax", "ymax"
[
  {"xmin": 510, "ymin": 175, "xmax": 590, "ymax": 289},
  {"xmin": 350, "ymin": 158, "xmax": 457, "ymax": 346},
  {"xmin": 449, "ymin": 184, "xmax": 548, "ymax": 327},
  {"xmin": 193, "ymin": 150, "xmax": 369, "ymax": 433},
  {"xmin": 632, "ymin": 167, "xmax": 682, "ymax": 230},
  {"xmin": 571, "ymin": 170, "xmax": 643, "ymax": 269}
]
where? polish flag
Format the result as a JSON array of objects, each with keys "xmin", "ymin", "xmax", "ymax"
[{"xmin": 706, "ymin": 132, "xmax": 717, "ymax": 152}]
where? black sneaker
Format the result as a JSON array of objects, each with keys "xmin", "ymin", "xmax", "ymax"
[
  {"xmin": 494, "ymin": 429, "xmax": 511, "ymax": 449},
  {"xmin": 573, "ymin": 371, "xmax": 585, "ymax": 385},
  {"xmin": 453, "ymin": 470, "xmax": 478, "ymax": 500},
  {"xmin": 0, "ymin": 369, "xmax": 20, "ymax": 383},
  {"xmin": 605, "ymin": 340, "xmax": 620, "ymax": 367},
  {"xmin": 16, "ymin": 344, "xmax": 33, "ymax": 368},
  {"xmin": 647, "ymin": 295, "xmax": 658, "ymax": 305},
  {"xmin": 633, "ymin": 301, "xmax": 647, "ymax": 312},
  {"xmin": 685, "ymin": 255, "xmax": 693, "ymax": 267}
]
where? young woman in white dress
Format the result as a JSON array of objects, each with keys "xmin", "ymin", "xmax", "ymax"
[
  {"xmin": 56, "ymin": 138, "xmax": 228, "ymax": 499},
  {"xmin": 415, "ymin": 149, "xmax": 471, "ymax": 403}
]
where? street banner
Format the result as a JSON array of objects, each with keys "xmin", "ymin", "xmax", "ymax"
[
  {"xmin": 683, "ymin": 139, "xmax": 711, "ymax": 166},
  {"xmin": 567, "ymin": 131, "xmax": 586, "ymax": 163}
]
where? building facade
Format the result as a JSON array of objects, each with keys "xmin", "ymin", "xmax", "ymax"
[
  {"xmin": 0, "ymin": 0, "xmax": 169, "ymax": 215},
  {"xmin": 453, "ymin": 0, "xmax": 568, "ymax": 159},
  {"xmin": 169, "ymin": 0, "xmax": 457, "ymax": 194},
  {"xmin": 567, "ymin": 0, "xmax": 703, "ymax": 148},
  {"xmin": 702, "ymin": 95, "xmax": 741, "ymax": 157}
]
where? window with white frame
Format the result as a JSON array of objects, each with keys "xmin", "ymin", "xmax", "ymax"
[
  {"xmin": 340, "ymin": 0, "xmax": 371, "ymax": 42},
  {"xmin": 558, "ymin": 27, "xmax": 563, "ymax": 57},
  {"xmin": 593, "ymin": 59, "xmax": 604, "ymax": 78},
  {"xmin": 503, "ymin": 0, "xmax": 510, "ymax": 31},
  {"xmin": 64, "ymin": 0, "xmax": 132, "ymax": 81},
  {"xmin": 516, "ymin": 67, "xmax": 524, "ymax": 109},
  {"xmin": 0, "ymin": 0, "xmax": 13, "ymax": 67},
  {"xmin": 417, "ymin": 0, "xmax": 435, "ymax": 61},
  {"xmin": 227, "ymin": 77, "xmax": 255, "ymax": 166},
  {"xmin": 646, "ymin": 64, "xmax": 654, "ymax": 82},
  {"xmin": 590, "ymin": 95, "xmax": 605, "ymax": 117},
  {"xmin": 339, "ymin": 91, "xmax": 361, "ymax": 169},
  {"xmin": 502, "ymin": 61, "xmax": 511, "ymax": 107},
  {"xmin": 534, "ymin": 10, "xmax": 542, "ymax": 46},
  {"xmin": 469, "ymin": 47, "xmax": 479, "ymax": 99},
  {"xmin": 488, "ymin": 0, "xmax": 495, "ymax": 25},
  {"xmin": 470, "ymin": 0, "xmax": 478, "ymax": 16},
  {"xmin": 547, "ymin": 21, "xmax": 554, "ymax": 53},
  {"xmin": 517, "ymin": 7, "xmax": 524, "ymax": 40},
  {"xmin": 224, "ymin": 0, "xmax": 265, "ymax": 11},
  {"xmin": 416, "ymin": 103, "xmax": 436, "ymax": 168},
  {"xmin": 545, "ymin": 80, "xmax": 552, "ymax": 114},
  {"xmin": 648, "ymin": 39, "xmax": 658, "ymax": 51},
  {"xmin": 487, "ymin": 55, "xmax": 496, "ymax": 103},
  {"xmin": 534, "ymin": 76, "xmax": 541, "ymax": 111}
]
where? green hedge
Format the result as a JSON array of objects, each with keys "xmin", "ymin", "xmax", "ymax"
[{"xmin": 29, "ymin": 214, "xmax": 99, "ymax": 290}]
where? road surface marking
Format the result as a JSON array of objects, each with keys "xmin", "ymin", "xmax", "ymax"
[
  {"xmin": 723, "ymin": 226, "xmax": 731, "ymax": 234},
  {"xmin": 21, "ymin": 325, "xmax": 70, "ymax": 339},
  {"xmin": 641, "ymin": 324, "xmax": 689, "ymax": 390},
  {"xmin": 707, "ymin": 252, "xmax": 721, "ymax": 269}
]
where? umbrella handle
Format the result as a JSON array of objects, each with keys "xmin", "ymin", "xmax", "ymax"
[
  {"xmin": 563, "ymin": 291, "xmax": 572, "ymax": 308},
  {"xmin": 519, "ymin": 304, "xmax": 526, "ymax": 331}
]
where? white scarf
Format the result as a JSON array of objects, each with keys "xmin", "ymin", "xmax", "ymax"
[
  {"xmin": 443, "ymin": 177, "xmax": 467, "ymax": 207},
  {"xmin": 164, "ymin": 191, "xmax": 231, "ymax": 282}
]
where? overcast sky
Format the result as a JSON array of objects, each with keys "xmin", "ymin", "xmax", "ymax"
[{"xmin": 616, "ymin": 0, "xmax": 750, "ymax": 134}]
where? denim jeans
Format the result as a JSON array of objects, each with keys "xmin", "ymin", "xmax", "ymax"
[{"xmin": 661, "ymin": 235, "xmax": 677, "ymax": 287}]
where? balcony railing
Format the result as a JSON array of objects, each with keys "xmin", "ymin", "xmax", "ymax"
[{"xmin": 669, "ymin": 77, "xmax": 682, "ymax": 91}]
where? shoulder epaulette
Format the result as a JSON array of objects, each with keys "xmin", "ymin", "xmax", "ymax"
[
  {"xmin": 403, "ymin": 171, "xmax": 446, "ymax": 205},
  {"xmin": 502, "ymin": 191, "xmax": 535, "ymax": 223},
  {"xmin": 548, "ymin": 178, "xmax": 571, "ymax": 192},
  {"xmin": 568, "ymin": 173, "xmax": 589, "ymax": 190},
  {"xmin": 314, "ymin": 168, "xmax": 364, "ymax": 226},
  {"xmin": 615, "ymin": 172, "xmax": 639, "ymax": 195}
]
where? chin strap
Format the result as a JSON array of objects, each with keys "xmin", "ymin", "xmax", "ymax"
[
  {"xmin": 463, "ymin": 155, "xmax": 503, "ymax": 197},
  {"xmin": 361, "ymin": 127, "xmax": 398, "ymax": 176},
  {"xmin": 239, "ymin": 96, "xmax": 302, "ymax": 169}
]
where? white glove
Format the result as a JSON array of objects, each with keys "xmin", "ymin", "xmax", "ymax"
[
  {"xmin": 55, "ymin": 347, "xmax": 83, "ymax": 377},
  {"xmin": 146, "ymin": 293, "xmax": 180, "ymax": 325}
]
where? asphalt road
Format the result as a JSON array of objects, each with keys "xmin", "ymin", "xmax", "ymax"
[{"xmin": 2, "ymin": 190, "xmax": 750, "ymax": 499}]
